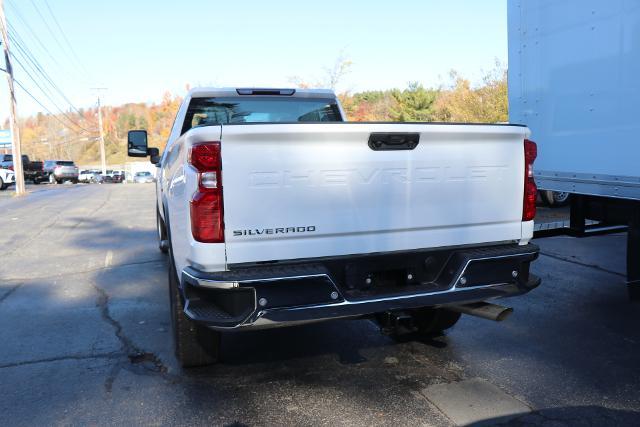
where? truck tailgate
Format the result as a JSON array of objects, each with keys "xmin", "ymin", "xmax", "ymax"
[{"xmin": 220, "ymin": 123, "xmax": 528, "ymax": 265}]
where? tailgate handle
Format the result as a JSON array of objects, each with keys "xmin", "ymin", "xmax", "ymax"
[{"xmin": 368, "ymin": 133, "xmax": 420, "ymax": 151}]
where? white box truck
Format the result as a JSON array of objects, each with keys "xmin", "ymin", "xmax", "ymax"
[{"xmin": 508, "ymin": 0, "xmax": 640, "ymax": 299}]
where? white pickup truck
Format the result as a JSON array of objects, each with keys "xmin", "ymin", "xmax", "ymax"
[{"xmin": 128, "ymin": 87, "xmax": 540, "ymax": 367}]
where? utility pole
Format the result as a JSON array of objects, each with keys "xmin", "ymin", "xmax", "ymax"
[
  {"xmin": 0, "ymin": 0, "xmax": 26, "ymax": 195},
  {"xmin": 92, "ymin": 88, "xmax": 107, "ymax": 175}
]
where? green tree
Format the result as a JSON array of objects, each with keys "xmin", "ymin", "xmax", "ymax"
[{"xmin": 390, "ymin": 82, "xmax": 438, "ymax": 121}]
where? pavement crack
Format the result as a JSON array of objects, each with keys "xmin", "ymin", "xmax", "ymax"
[
  {"xmin": 92, "ymin": 282, "xmax": 169, "ymax": 393},
  {"xmin": 0, "ymin": 283, "xmax": 22, "ymax": 304},
  {"xmin": 540, "ymin": 251, "xmax": 625, "ymax": 278},
  {"xmin": 0, "ymin": 352, "xmax": 121, "ymax": 369}
]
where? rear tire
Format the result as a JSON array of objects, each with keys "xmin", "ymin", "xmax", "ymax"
[
  {"xmin": 32, "ymin": 179, "xmax": 40, "ymax": 185},
  {"xmin": 411, "ymin": 308, "xmax": 462, "ymax": 335},
  {"xmin": 157, "ymin": 210, "xmax": 169, "ymax": 254},
  {"xmin": 169, "ymin": 249, "xmax": 220, "ymax": 368},
  {"xmin": 0, "ymin": 176, "xmax": 5, "ymax": 190}
]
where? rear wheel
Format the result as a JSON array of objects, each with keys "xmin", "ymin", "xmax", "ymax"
[
  {"xmin": 157, "ymin": 210, "xmax": 169, "ymax": 254},
  {"xmin": 169, "ymin": 249, "xmax": 221, "ymax": 368},
  {"xmin": 32, "ymin": 179, "xmax": 40, "ymax": 185},
  {"xmin": 0, "ymin": 176, "xmax": 5, "ymax": 190},
  {"xmin": 411, "ymin": 308, "xmax": 462, "ymax": 335}
]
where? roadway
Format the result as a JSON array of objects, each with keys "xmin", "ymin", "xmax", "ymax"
[{"xmin": 0, "ymin": 184, "xmax": 638, "ymax": 426}]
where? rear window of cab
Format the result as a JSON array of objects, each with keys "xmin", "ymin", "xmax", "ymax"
[{"xmin": 181, "ymin": 97, "xmax": 342, "ymax": 134}]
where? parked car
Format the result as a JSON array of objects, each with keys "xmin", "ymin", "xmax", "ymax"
[
  {"xmin": 78, "ymin": 170, "xmax": 94, "ymax": 183},
  {"xmin": 102, "ymin": 170, "xmax": 125, "ymax": 183},
  {"xmin": 129, "ymin": 87, "xmax": 541, "ymax": 368},
  {"xmin": 0, "ymin": 167, "xmax": 15, "ymax": 190},
  {"xmin": 0, "ymin": 154, "xmax": 45, "ymax": 184},
  {"xmin": 101, "ymin": 169, "xmax": 124, "ymax": 183},
  {"xmin": 43, "ymin": 160, "xmax": 79, "ymax": 184},
  {"xmin": 112, "ymin": 170, "xmax": 125, "ymax": 183},
  {"xmin": 133, "ymin": 171, "xmax": 155, "ymax": 183},
  {"xmin": 101, "ymin": 169, "xmax": 113, "ymax": 183}
]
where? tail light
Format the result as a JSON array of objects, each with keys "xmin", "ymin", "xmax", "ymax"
[
  {"xmin": 8, "ymin": 165, "xmax": 13, "ymax": 171},
  {"xmin": 189, "ymin": 141, "xmax": 224, "ymax": 242},
  {"xmin": 522, "ymin": 139, "xmax": 537, "ymax": 221}
]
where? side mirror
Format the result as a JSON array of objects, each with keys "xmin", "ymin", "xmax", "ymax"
[
  {"xmin": 148, "ymin": 147, "xmax": 160, "ymax": 165},
  {"xmin": 128, "ymin": 130, "xmax": 148, "ymax": 157}
]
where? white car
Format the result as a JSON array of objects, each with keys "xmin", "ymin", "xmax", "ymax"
[
  {"xmin": 128, "ymin": 87, "xmax": 541, "ymax": 368},
  {"xmin": 133, "ymin": 171, "xmax": 155, "ymax": 183},
  {"xmin": 78, "ymin": 170, "xmax": 97, "ymax": 183},
  {"xmin": 0, "ymin": 168, "xmax": 15, "ymax": 190}
]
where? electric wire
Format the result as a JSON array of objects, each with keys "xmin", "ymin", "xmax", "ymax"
[
  {"xmin": 8, "ymin": 28, "xmax": 97, "ymax": 124},
  {"xmin": 9, "ymin": 52, "xmax": 94, "ymax": 135},
  {"xmin": 41, "ymin": 0, "xmax": 90, "ymax": 77},
  {"xmin": 13, "ymin": 76, "xmax": 97, "ymax": 138},
  {"xmin": 5, "ymin": 0, "xmax": 66, "ymax": 72},
  {"xmin": 27, "ymin": 0, "xmax": 86, "ymax": 81},
  {"xmin": 1, "ymin": 5, "xmax": 98, "ymax": 137}
]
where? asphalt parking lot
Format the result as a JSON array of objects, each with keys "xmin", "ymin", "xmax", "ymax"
[{"xmin": 0, "ymin": 184, "xmax": 638, "ymax": 426}]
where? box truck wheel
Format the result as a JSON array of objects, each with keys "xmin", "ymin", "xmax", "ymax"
[{"xmin": 542, "ymin": 190, "xmax": 570, "ymax": 207}]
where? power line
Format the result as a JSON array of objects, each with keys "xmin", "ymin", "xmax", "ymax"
[
  {"xmin": 9, "ymin": 51, "xmax": 94, "ymax": 135},
  {"xmin": 27, "ymin": 0, "xmax": 86, "ymax": 80},
  {"xmin": 13, "ymin": 76, "xmax": 96, "ymax": 137},
  {"xmin": 8, "ymin": 27, "xmax": 96, "ymax": 124},
  {"xmin": 1, "ymin": 7, "xmax": 98, "ymax": 135},
  {"xmin": 5, "ymin": 0, "xmax": 64, "ymax": 71},
  {"xmin": 2, "ymin": 1, "xmax": 103, "ymax": 150},
  {"xmin": 41, "ymin": 0, "xmax": 90, "ymax": 77},
  {"xmin": 5, "ymin": 0, "xmax": 87, "ymax": 84}
]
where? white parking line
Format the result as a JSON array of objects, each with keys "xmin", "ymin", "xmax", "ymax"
[{"xmin": 104, "ymin": 250, "xmax": 113, "ymax": 268}]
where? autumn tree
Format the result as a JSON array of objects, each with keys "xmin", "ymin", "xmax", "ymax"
[{"xmin": 433, "ymin": 64, "xmax": 508, "ymax": 123}]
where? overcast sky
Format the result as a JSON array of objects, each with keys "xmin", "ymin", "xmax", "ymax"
[{"xmin": 0, "ymin": 0, "xmax": 507, "ymax": 126}]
